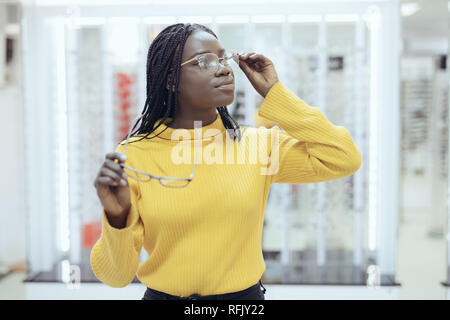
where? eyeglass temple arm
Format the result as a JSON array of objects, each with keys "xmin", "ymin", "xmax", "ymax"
[
  {"xmin": 189, "ymin": 138, "xmax": 198, "ymax": 180},
  {"xmin": 120, "ymin": 128, "xmax": 201, "ymax": 181},
  {"xmin": 121, "ymin": 114, "xmax": 143, "ymax": 156},
  {"xmin": 180, "ymin": 57, "xmax": 197, "ymax": 67}
]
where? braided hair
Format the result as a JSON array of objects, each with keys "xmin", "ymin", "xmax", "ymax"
[{"xmin": 123, "ymin": 23, "xmax": 242, "ymax": 145}]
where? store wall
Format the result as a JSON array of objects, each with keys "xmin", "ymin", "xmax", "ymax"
[
  {"xmin": 0, "ymin": 85, "xmax": 26, "ymax": 266},
  {"xmin": 397, "ymin": 0, "xmax": 449, "ymax": 299},
  {"xmin": 0, "ymin": 3, "xmax": 5, "ymax": 86},
  {"xmin": 0, "ymin": 3, "xmax": 26, "ymax": 267}
]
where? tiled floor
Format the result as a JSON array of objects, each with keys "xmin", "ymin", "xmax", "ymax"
[
  {"xmin": 397, "ymin": 173, "xmax": 448, "ymax": 299},
  {"xmin": 0, "ymin": 272, "xmax": 26, "ymax": 300},
  {"xmin": 396, "ymin": 210, "xmax": 447, "ymax": 300}
]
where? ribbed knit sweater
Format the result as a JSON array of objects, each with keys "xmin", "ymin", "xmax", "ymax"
[{"xmin": 90, "ymin": 81, "xmax": 362, "ymax": 297}]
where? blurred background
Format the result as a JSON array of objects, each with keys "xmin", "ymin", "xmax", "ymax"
[{"xmin": 0, "ymin": 0, "xmax": 448, "ymax": 300}]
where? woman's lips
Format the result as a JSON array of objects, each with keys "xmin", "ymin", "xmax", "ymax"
[{"xmin": 216, "ymin": 83, "xmax": 234, "ymax": 90}]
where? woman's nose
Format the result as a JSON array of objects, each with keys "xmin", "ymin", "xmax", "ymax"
[{"xmin": 216, "ymin": 64, "xmax": 232, "ymax": 76}]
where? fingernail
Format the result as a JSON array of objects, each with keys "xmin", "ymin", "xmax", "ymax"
[
  {"xmin": 120, "ymin": 179, "xmax": 127, "ymax": 186},
  {"xmin": 122, "ymin": 172, "xmax": 127, "ymax": 179},
  {"xmin": 121, "ymin": 155, "xmax": 127, "ymax": 161}
]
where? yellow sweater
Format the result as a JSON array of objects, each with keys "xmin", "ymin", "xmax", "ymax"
[{"xmin": 90, "ymin": 81, "xmax": 362, "ymax": 297}]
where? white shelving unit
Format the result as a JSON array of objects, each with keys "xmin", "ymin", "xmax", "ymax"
[{"xmin": 21, "ymin": 0, "xmax": 401, "ymax": 299}]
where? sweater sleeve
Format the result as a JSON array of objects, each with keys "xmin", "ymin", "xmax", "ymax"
[
  {"xmin": 258, "ymin": 81, "xmax": 362, "ymax": 185},
  {"xmin": 90, "ymin": 143, "xmax": 145, "ymax": 288}
]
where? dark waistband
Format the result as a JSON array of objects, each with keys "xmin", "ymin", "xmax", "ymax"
[{"xmin": 145, "ymin": 280, "xmax": 265, "ymax": 300}]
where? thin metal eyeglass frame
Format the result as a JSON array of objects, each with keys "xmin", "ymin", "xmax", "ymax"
[
  {"xmin": 118, "ymin": 114, "xmax": 201, "ymax": 188},
  {"xmin": 180, "ymin": 51, "xmax": 240, "ymax": 72}
]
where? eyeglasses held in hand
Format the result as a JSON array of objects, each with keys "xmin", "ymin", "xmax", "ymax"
[{"xmin": 117, "ymin": 115, "xmax": 201, "ymax": 188}]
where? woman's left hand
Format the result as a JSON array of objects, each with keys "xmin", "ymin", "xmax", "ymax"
[{"xmin": 237, "ymin": 52, "xmax": 280, "ymax": 98}]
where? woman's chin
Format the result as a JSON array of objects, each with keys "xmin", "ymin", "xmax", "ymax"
[{"xmin": 216, "ymin": 95, "xmax": 235, "ymax": 106}]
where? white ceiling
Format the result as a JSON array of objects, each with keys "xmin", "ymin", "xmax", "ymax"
[
  {"xmin": 15, "ymin": 0, "xmax": 450, "ymax": 41},
  {"xmin": 400, "ymin": 0, "xmax": 449, "ymax": 37}
]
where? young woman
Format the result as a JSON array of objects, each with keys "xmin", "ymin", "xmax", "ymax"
[{"xmin": 91, "ymin": 23, "xmax": 362, "ymax": 300}]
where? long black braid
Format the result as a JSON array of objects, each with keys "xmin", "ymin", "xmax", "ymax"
[{"xmin": 122, "ymin": 23, "xmax": 242, "ymax": 145}]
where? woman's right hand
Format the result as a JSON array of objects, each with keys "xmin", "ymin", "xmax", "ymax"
[{"xmin": 94, "ymin": 152, "xmax": 131, "ymax": 219}]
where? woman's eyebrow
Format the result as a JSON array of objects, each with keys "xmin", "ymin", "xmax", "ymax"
[{"xmin": 187, "ymin": 48, "xmax": 226, "ymax": 60}]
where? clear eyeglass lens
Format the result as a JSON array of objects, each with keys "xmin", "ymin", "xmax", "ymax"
[
  {"xmin": 159, "ymin": 179, "xmax": 190, "ymax": 188},
  {"xmin": 122, "ymin": 166, "xmax": 151, "ymax": 182},
  {"xmin": 200, "ymin": 53, "xmax": 233, "ymax": 73}
]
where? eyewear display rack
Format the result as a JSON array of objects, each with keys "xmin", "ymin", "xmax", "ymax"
[{"xmin": 21, "ymin": 0, "xmax": 400, "ymax": 299}]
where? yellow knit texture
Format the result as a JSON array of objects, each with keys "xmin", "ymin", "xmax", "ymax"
[{"xmin": 90, "ymin": 81, "xmax": 362, "ymax": 297}]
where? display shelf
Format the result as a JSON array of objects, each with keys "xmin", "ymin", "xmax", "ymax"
[
  {"xmin": 262, "ymin": 250, "xmax": 399, "ymax": 286},
  {"xmin": 21, "ymin": 1, "xmax": 401, "ymax": 288}
]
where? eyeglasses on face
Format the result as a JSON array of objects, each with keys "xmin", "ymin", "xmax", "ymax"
[{"xmin": 180, "ymin": 51, "xmax": 240, "ymax": 73}]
